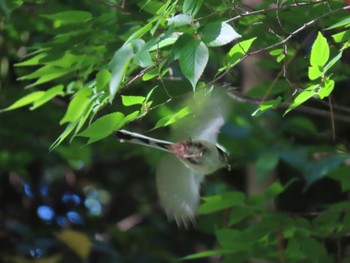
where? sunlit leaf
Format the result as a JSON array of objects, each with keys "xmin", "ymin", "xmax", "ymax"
[
  {"xmin": 15, "ymin": 53, "xmax": 47, "ymax": 67},
  {"xmin": 0, "ymin": 91, "xmax": 45, "ymax": 112},
  {"xmin": 317, "ymin": 77, "xmax": 334, "ymax": 99},
  {"xmin": 154, "ymin": 107, "xmax": 190, "ymax": 129},
  {"xmin": 326, "ymin": 17, "xmax": 350, "ymax": 30},
  {"xmin": 56, "ymin": 229, "xmax": 91, "ymax": 260},
  {"xmin": 30, "ymin": 85, "xmax": 64, "ymax": 110},
  {"xmin": 221, "ymin": 37, "xmax": 256, "ymax": 71},
  {"xmin": 50, "ymin": 122, "xmax": 77, "ymax": 151},
  {"xmin": 310, "ymin": 32, "xmax": 329, "ymax": 68},
  {"xmin": 308, "ymin": 65, "xmax": 322, "ymax": 80},
  {"xmin": 332, "ymin": 31, "xmax": 350, "ymax": 43},
  {"xmin": 60, "ymin": 88, "xmax": 92, "ymax": 125},
  {"xmin": 285, "ymin": 85, "xmax": 317, "ymax": 114},
  {"xmin": 324, "ymin": 52, "xmax": 342, "ymax": 72},
  {"xmin": 252, "ymin": 97, "xmax": 282, "ymax": 116},
  {"xmin": 96, "ymin": 69, "xmax": 111, "ymax": 92},
  {"xmin": 201, "ymin": 22, "xmax": 241, "ymax": 47},
  {"xmin": 121, "ymin": 95, "xmax": 145, "ymax": 106}
]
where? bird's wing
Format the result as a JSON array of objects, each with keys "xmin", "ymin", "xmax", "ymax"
[
  {"xmin": 172, "ymin": 88, "xmax": 230, "ymax": 143},
  {"xmin": 114, "ymin": 130, "xmax": 173, "ymax": 152},
  {"xmin": 156, "ymin": 154, "xmax": 204, "ymax": 227}
]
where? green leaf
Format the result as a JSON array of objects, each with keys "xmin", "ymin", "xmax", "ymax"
[
  {"xmin": 308, "ymin": 65, "xmax": 322, "ymax": 80},
  {"xmin": 0, "ymin": 0, "xmax": 23, "ymax": 16},
  {"xmin": 154, "ymin": 106, "xmax": 190, "ymax": 129},
  {"xmin": 31, "ymin": 85, "xmax": 64, "ymax": 110},
  {"xmin": 18, "ymin": 65, "xmax": 72, "ymax": 88},
  {"xmin": 255, "ymin": 152, "xmax": 279, "ymax": 180},
  {"xmin": 131, "ymin": 39, "xmax": 153, "ymax": 67},
  {"xmin": 167, "ymin": 14, "xmax": 192, "ymax": 27},
  {"xmin": 60, "ymin": 88, "xmax": 92, "ymax": 125},
  {"xmin": 285, "ymin": 85, "xmax": 317, "ymax": 114},
  {"xmin": 328, "ymin": 166, "xmax": 350, "ymax": 191},
  {"xmin": 78, "ymin": 112, "xmax": 125, "ymax": 144},
  {"xmin": 317, "ymin": 77, "xmax": 334, "ymax": 99},
  {"xmin": 0, "ymin": 91, "xmax": 45, "ymax": 112},
  {"xmin": 305, "ymin": 154, "xmax": 348, "ymax": 189},
  {"xmin": 125, "ymin": 21, "xmax": 153, "ymax": 44},
  {"xmin": 148, "ymin": 34, "xmax": 180, "ymax": 52},
  {"xmin": 15, "ymin": 52, "xmax": 47, "ymax": 67},
  {"xmin": 170, "ymin": 33, "xmax": 194, "ymax": 61},
  {"xmin": 265, "ymin": 180, "xmax": 289, "ymax": 198},
  {"xmin": 198, "ymin": 192, "xmax": 245, "ymax": 214},
  {"xmin": 41, "ymin": 11, "xmax": 92, "ymax": 25},
  {"xmin": 201, "ymin": 22, "xmax": 241, "ymax": 47},
  {"xmin": 96, "ymin": 69, "xmax": 111, "ymax": 92},
  {"xmin": 229, "ymin": 206, "xmax": 253, "ymax": 225},
  {"xmin": 222, "ymin": 37, "xmax": 256, "ymax": 70},
  {"xmin": 332, "ymin": 31, "xmax": 350, "ymax": 43},
  {"xmin": 183, "ymin": 250, "xmax": 228, "ymax": 260},
  {"xmin": 109, "ymin": 44, "xmax": 134, "ymax": 102},
  {"xmin": 50, "ymin": 122, "xmax": 78, "ymax": 151},
  {"xmin": 183, "ymin": 0, "xmax": 203, "ymax": 16},
  {"xmin": 252, "ymin": 97, "xmax": 282, "ymax": 116},
  {"xmin": 179, "ymin": 39, "xmax": 208, "ymax": 90},
  {"xmin": 326, "ymin": 17, "xmax": 350, "ymax": 30},
  {"xmin": 324, "ymin": 52, "xmax": 342, "ymax": 72},
  {"xmin": 121, "ymin": 95, "xmax": 145, "ymax": 106},
  {"xmin": 310, "ymin": 32, "xmax": 329, "ymax": 68}
]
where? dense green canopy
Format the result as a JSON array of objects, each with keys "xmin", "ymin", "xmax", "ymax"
[{"xmin": 1, "ymin": 0, "xmax": 350, "ymax": 262}]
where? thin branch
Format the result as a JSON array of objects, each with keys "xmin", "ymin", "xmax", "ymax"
[
  {"xmin": 213, "ymin": 5, "xmax": 350, "ymax": 84},
  {"xmin": 225, "ymin": 0, "xmax": 330, "ymax": 23},
  {"xmin": 227, "ymin": 90, "xmax": 350, "ymax": 124}
]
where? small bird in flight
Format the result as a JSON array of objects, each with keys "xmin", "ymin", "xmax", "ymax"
[{"xmin": 114, "ymin": 88, "xmax": 230, "ymax": 226}]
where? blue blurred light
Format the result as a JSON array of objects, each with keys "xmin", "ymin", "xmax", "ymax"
[
  {"xmin": 29, "ymin": 248, "xmax": 43, "ymax": 258},
  {"xmin": 23, "ymin": 182, "xmax": 34, "ymax": 198},
  {"xmin": 84, "ymin": 197, "xmax": 102, "ymax": 216},
  {"xmin": 66, "ymin": 211, "xmax": 84, "ymax": 224},
  {"xmin": 39, "ymin": 183, "xmax": 49, "ymax": 196},
  {"xmin": 61, "ymin": 193, "xmax": 81, "ymax": 206},
  {"xmin": 37, "ymin": 205, "xmax": 55, "ymax": 222},
  {"xmin": 56, "ymin": 215, "xmax": 68, "ymax": 227}
]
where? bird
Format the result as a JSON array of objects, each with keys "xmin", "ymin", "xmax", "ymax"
[{"xmin": 113, "ymin": 88, "xmax": 230, "ymax": 226}]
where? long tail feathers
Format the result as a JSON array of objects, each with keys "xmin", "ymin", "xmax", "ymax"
[{"xmin": 114, "ymin": 130, "xmax": 173, "ymax": 152}]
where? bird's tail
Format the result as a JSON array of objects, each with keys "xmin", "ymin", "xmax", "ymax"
[{"xmin": 113, "ymin": 130, "xmax": 173, "ymax": 152}]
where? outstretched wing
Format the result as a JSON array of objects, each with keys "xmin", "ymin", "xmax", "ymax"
[
  {"xmin": 156, "ymin": 154, "xmax": 204, "ymax": 227},
  {"xmin": 172, "ymin": 88, "xmax": 230, "ymax": 143}
]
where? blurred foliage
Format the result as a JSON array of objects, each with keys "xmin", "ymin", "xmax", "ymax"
[{"xmin": 2, "ymin": 0, "xmax": 350, "ymax": 262}]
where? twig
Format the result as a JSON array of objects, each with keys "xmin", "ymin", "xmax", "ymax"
[
  {"xmin": 213, "ymin": 5, "xmax": 350, "ymax": 84},
  {"xmin": 227, "ymin": 90, "xmax": 350, "ymax": 123},
  {"xmin": 226, "ymin": 0, "xmax": 330, "ymax": 23}
]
